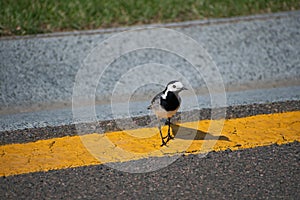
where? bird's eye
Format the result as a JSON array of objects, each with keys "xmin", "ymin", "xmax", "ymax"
[{"xmin": 172, "ymin": 85, "xmax": 176, "ymax": 88}]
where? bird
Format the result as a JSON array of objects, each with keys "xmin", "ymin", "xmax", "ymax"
[{"xmin": 148, "ymin": 80, "xmax": 187, "ymax": 146}]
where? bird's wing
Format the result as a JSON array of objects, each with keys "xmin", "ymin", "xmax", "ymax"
[{"xmin": 148, "ymin": 92, "xmax": 162, "ymax": 109}]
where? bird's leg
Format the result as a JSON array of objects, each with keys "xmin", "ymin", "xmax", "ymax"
[
  {"xmin": 167, "ymin": 118, "xmax": 174, "ymax": 141},
  {"xmin": 161, "ymin": 119, "xmax": 168, "ymax": 140},
  {"xmin": 158, "ymin": 124, "xmax": 167, "ymax": 146}
]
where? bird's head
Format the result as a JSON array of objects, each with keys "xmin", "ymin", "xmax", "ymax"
[{"xmin": 165, "ymin": 80, "xmax": 188, "ymax": 93}]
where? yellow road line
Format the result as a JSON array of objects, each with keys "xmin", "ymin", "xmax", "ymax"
[{"xmin": 1, "ymin": 111, "xmax": 299, "ymax": 177}]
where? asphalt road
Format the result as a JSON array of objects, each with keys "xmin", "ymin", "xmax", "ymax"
[
  {"xmin": 0, "ymin": 11, "xmax": 299, "ymax": 199},
  {"xmin": 1, "ymin": 142, "xmax": 299, "ymax": 199},
  {"xmin": 0, "ymin": 101, "xmax": 299, "ymax": 199}
]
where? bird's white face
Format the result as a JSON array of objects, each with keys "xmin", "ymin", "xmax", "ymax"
[{"xmin": 166, "ymin": 81, "xmax": 186, "ymax": 92}]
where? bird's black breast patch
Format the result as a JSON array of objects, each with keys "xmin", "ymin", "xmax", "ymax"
[{"xmin": 160, "ymin": 91, "xmax": 180, "ymax": 111}]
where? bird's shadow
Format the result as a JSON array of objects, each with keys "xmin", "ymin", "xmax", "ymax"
[{"xmin": 170, "ymin": 123, "xmax": 230, "ymax": 141}]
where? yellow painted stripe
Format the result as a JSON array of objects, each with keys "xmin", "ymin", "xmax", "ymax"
[{"xmin": 1, "ymin": 111, "xmax": 299, "ymax": 177}]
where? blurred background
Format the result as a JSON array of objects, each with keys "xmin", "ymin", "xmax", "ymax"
[{"xmin": 1, "ymin": 0, "xmax": 299, "ymax": 36}]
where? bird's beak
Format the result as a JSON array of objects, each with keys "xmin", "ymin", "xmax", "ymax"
[{"xmin": 182, "ymin": 87, "xmax": 188, "ymax": 90}]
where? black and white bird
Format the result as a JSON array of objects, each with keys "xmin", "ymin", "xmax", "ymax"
[{"xmin": 148, "ymin": 80, "xmax": 187, "ymax": 146}]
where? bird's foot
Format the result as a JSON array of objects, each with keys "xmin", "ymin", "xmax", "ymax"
[
  {"xmin": 167, "ymin": 131, "xmax": 174, "ymax": 140},
  {"xmin": 160, "ymin": 140, "xmax": 167, "ymax": 147},
  {"xmin": 164, "ymin": 135, "xmax": 174, "ymax": 144}
]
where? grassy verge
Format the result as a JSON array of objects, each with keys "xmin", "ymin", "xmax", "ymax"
[{"xmin": 0, "ymin": 0, "xmax": 299, "ymax": 36}]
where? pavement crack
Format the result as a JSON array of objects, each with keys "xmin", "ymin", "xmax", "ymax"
[
  {"xmin": 27, "ymin": 156, "xmax": 31, "ymax": 164},
  {"xmin": 0, "ymin": 150, "xmax": 6, "ymax": 157},
  {"xmin": 231, "ymin": 127, "xmax": 238, "ymax": 135},
  {"xmin": 48, "ymin": 141, "xmax": 56, "ymax": 153},
  {"xmin": 280, "ymin": 134, "xmax": 288, "ymax": 142}
]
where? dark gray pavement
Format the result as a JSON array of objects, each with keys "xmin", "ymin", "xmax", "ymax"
[{"xmin": 1, "ymin": 142, "xmax": 299, "ymax": 199}]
